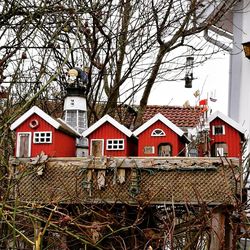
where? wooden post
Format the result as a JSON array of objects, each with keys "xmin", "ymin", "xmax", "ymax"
[
  {"xmin": 34, "ymin": 221, "xmax": 42, "ymax": 250},
  {"xmin": 210, "ymin": 211, "xmax": 225, "ymax": 250}
]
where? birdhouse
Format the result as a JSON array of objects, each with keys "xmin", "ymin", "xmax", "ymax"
[
  {"xmin": 185, "ymin": 56, "xmax": 194, "ymax": 88},
  {"xmin": 242, "ymin": 42, "xmax": 250, "ymax": 59}
]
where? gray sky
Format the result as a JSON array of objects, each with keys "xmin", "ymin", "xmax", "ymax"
[{"xmin": 148, "ymin": 51, "xmax": 229, "ymax": 114}]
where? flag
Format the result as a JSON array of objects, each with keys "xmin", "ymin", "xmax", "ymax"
[
  {"xmin": 210, "ymin": 97, "xmax": 217, "ymax": 102},
  {"xmin": 201, "ymin": 106, "xmax": 209, "ymax": 113},
  {"xmin": 199, "ymin": 99, "xmax": 207, "ymax": 106},
  {"xmin": 193, "ymin": 89, "xmax": 200, "ymax": 98},
  {"xmin": 183, "ymin": 100, "xmax": 190, "ymax": 108}
]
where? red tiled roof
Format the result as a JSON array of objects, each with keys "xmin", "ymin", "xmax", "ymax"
[
  {"xmin": 143, "ymin": 105, "xmax": 202, "ymax": 128},
  {"xmin": 32, "ymin": 101, "xmax": 202, "ymax": 130}
]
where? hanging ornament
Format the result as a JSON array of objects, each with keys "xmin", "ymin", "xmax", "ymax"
[{"xmin": 21, "ymin": 52, "xmax": 27, "ymax": 59}]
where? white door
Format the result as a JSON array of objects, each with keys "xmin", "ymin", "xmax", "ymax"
[{"xmin": 17, "ymin": 132, "xmax": 31, "ymax": 157}]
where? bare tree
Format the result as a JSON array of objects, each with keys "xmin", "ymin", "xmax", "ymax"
[
  {"xmin": 1, "ymin": 0, "xmax": 246, "ymax": 249},
  {"xmin": 0, "ymin": 0, "xmax": 236, "ymax": 123}
]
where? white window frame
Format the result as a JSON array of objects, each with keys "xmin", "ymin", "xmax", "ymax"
[
  {"xmin": 16, "ymin": 132, "xmax": 32, "ymax": 157},
  {"xmin": 106, "ymin": 139, "xmax": 125, "ymax": 150},
  {"xmin": 64, "ymin": 110, "xmax": 88, "ymax": 133},
  {"xmin": 151, "ymin": 128, "xmax": 166, "ymax": 137},
  {"xmin": 212, "ymin": 125, "xmax": 225, "ymax": 135},
  {"xmin": 90, "ymin": 139, "xmax": 104, "ymax": 156},
  {"xmin": 33, "ymin": 131, "xmax": 52, "ymax": 144}
]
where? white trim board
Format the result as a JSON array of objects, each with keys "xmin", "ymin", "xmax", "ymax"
[
  {"xmin": 82, "ymin": 114, "xmax": 133, "ymax": 137},
  {"xmin": 10, "ymin": 106, "xmax": 60, "ymax": 131},
  {"xmin": 208, "ymin": 110, "xmax": 246, "ymax": 135},
  {"xmin": 133, "ymin": 113, "xmax": 185, "ymax": 137}
]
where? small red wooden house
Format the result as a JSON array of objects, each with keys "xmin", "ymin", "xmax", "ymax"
[
  {"xmin": 82, "ymin": 114, "xmax": 137, "ymax": 157},
  {"xmin": 133, "ymin": 113, "xmax": 190, "ymax": 157},
  {"xmin": 208, "ymin": 111, "xmax": 245, "ymax": 157},
  {"xmin": 10, "ymin": 106, "xmax": 80, "ymax": 157}
]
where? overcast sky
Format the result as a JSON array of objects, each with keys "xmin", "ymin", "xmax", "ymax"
[{"xmin": 147, "ymin": 51, "xmax": 230, "ymax": 115}]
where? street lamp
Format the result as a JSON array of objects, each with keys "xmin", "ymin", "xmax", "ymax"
[{"xmin": 242, "ymin": 42, "xmax": 250, "ymax": 59}]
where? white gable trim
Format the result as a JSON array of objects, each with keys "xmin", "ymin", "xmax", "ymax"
[
  {"xmin": 10, "ymin": 106, "xmax": 60, "ymax": 131},
  {"xmin": 133, "ymin": 113, "xmax": 184, "ymax": 137},
  {"xmin": 82, "ymin": 114, "xmax": 133, "ymax": 137},
  {"xmin": 208, "ymin": 111, "xmax": 246, "ymax": 135}
]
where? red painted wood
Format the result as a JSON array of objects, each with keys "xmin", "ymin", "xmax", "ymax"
[
  {"xmin": 54, "ymin": 130, "xmax": 76, "ymax": 157},
  {"xmin": 137, "ymin": 120, "xmax": 185, "ymax": 157},
  {"xmin": 87, "ymin": 122, "xmax": 134, "ymax": 157},
  {"xmin": 209, "ymin": 118, "xmax": 243, "ymax": 157},
  {"xmin": 14, "ymin": 114, "xmax": 76, "ymax": 157}
]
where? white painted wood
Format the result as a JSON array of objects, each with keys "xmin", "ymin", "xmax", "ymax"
[
  {"xmin": 10, "ymin": 106, "xmax": 60, "ymax": 131},
  {"xmin": 63, "ymin": 96, "xmax": 87, "ymax": 111},
  {"xmin": 208, "ymin": 110, "xmax": 245, "ymax": 135},
  {"xmin": 229, "ymin": 0, "xmax": 250, "ymax": 145},
  {"xmin": 133, "ymin": 113, "xmax": 185, "ymax": 137},
  {"xmin": 82, "ymin": 115, "xmax": 133, "ymax": 138}
]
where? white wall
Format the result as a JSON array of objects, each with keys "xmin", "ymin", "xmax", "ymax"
[{"xmin": 229, "ymin": 0, "xmax": 250, "ymax": 141}]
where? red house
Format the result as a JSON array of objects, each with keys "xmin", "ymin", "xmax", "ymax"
[
  {"xmin": 133, "ymin": 113, "xmax": 190, "ymax": 157},
  {"xmin": 82, "ymin": 114, "xmax": 137, "ymax": 157},
  {"xmin": 10, "ymin": 106, "xmax": 80, "ymax": 157},
  {"xmin": 208, "ymin": 111, "xmax": 246, "ymax": 157}
]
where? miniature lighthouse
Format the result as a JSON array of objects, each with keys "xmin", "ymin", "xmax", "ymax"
[{"xmin": 63, "ymin": 67, "xmax": 89, "ymax": 156}]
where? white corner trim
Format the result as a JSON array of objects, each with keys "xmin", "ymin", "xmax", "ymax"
[
  {"xmin": 10, "ymin": 106, "xmax": 60, "ymax": 131},
  {"xmin": 208, "ymin": 110, "xmax": 246, "ymax": 134},
  {"xmin": 82, "ymin": 114, "xmax": 133, "ymax": 137},
  {"xmin": 16, "ymin": 132, "xmax": 32, "ymax": 157},
  {"xmin": 133, "ymin": 113, "xmax": 184, "ymax": 137}
]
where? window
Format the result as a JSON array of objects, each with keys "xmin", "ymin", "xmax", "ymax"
[
  {"xmin": 212, "ymin": 125, "xmax": 225, "ymax": 135},
  {"xmin": 33, "ymin": 132, "xmax": 52, "ymax": 144},
  {"xmin": 106, "ymin": 139, "xmax": 124, "ymax": 150},
  {"xmin": 65, "ymin": 110, "xmax": 77, "ymax": 128},
  {"xmin": 144, "ymin": 146, "xmax": 155, "ymax": 154},
  {"xmin": 78, "ymin": 111, "xmax": 88, "ymax": 132},
  {"xmin": 212, "ymin": 143, "xmax": 228, "ymax": 157},
  {"xmin": 158, "ymin": 143, "xmax": 172, "ymax": 156},
  {"xmin": 151, "ymin": 128, "xmax": 165, "ymax": 136},
  {"xmin": 64, "ymin": 110, "xmax": 88, "ymax": 133}
]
